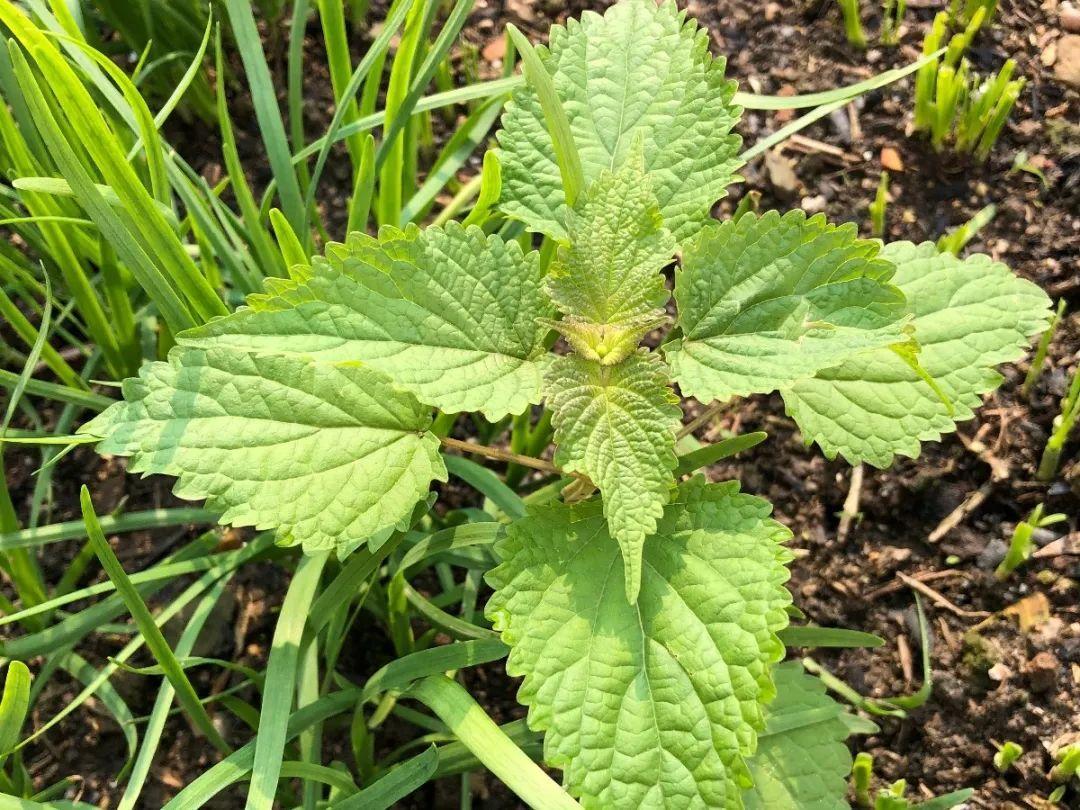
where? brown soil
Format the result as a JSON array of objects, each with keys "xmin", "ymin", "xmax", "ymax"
[{"xmin": 3, "ymin": 1, "xmax": 1078, "ymax": 808}]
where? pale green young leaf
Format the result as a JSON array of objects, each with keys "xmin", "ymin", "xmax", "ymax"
[
  {"xmin": 543, "ymin": 351, "xmax": 681, "ymax": 602},
  {"xmin": 496, "ymin": 0, "xmax": 742, "ymax": 242},
  {"xmin": 485, "ymin": 478, "xmax": 792, "ymax": 810},
  {"xmin": 547, "ymin": 151, "xmax": 675, "ymax": 327},
  {"xmin": 743, "ymin": 662, "xmax": 853, "ymax": 810},
  {"xmin": 79, "ymin": 348, "xmax": 446, "ymax": 555},
  {"xmin": 181, "ymin": 223, "xmax": 553, "ymax": 420},
  {"xmin": 666, "ymin": 211, "xmax": 909, "ymax": 402},
  {"xmin": 783, "ymin": 242, "xmax": 1053, "ymax": 467}
]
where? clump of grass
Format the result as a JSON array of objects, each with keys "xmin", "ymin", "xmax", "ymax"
[
  {"xmin": 881, "ymin": 0, "xmax": 907, "ymax": 46},
  {"xmin": 913, "ymin": 9, "xmax": 1023, "ymax": 160}
]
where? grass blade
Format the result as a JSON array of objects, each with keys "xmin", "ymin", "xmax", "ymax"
[
  {"xmin": 0, "ymin": 661, "xmax": 31, "ymax": 757},
  {"xmin": 332, "ymin": 744, "xmax": 437, "ymax": 809},
  {"xmin": 245, "ymin": 551, "xmax": 328, "ymax": 810},
  {"xmin": 80, "ymin": 486, "xmax": 230, "ymax": 753}
]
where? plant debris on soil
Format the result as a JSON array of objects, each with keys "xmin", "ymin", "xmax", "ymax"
[{"xmin": 3, "ymin": 1, "xmax": 1078, "ymax": 808}]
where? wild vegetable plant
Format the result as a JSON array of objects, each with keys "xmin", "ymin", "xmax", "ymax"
[{"xmin": 64, "ymin": 1, "xmax": 1054, "ymax": 806}]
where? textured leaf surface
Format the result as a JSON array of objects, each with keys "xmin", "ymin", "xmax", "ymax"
[
  {"xmin": 486, "ymin": 478, "xmax": 792, "ymax": 810},
  {"xmin": 80, "ymin": 348, "xmax": 445, "ymax": 555},
  {"xmin": 743, "ymin": 662, "xmax": 853, "ymax": 810},
  {"xmin": 547, "ymin": 155, "xmax": 674, "ymax": 327},
  {"xmin": 497, "ymin": 0, "xmax": 742, "ymax": 242},
  {"xmin": 783, "ymin": 242, "xmax": 1053, "ymax": 466},
  {"xmin": 667, "ymin": 211, "xmax": 909, "ymax": 402},
  {"xmin": 543, "ymin": 351, "xmax": 681, "ymax": 601},
  {"xmin": 182, "ymin": 224, "xmax": 552, "ymax": 419}
]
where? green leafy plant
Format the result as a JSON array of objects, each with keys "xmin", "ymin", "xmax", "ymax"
[
  {"xmin": 995, "ymin": 503, "xmax": 1067, "ymax": 580},
  {"xmin": 1023, "ymin": 299, "xmax": 1067, "ymax": 397},
  {"xmin": 2, "ymin": 0, "xmax": 1053, "ymax": 807}
]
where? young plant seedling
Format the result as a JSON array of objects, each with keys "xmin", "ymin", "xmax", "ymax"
[
  {"xmin": 937, "ymin": 203, "xmax": 996, "ymax": 255},
  {"xmin": 76, "ymin": 1, "xmax": 1052, "ymax": 806},
  {"xmin": 996, "ymin": 503, "xmax": 1067, "ymax": 580},
  {"xmin": 994, "ymin": 740, "xmax": 1024, "ymax": 772},
  {"xmin": 853, "ymin": 750, "xmax": 875, "ymax": 806},
  {"xmin": 1051, "ymin": 743, "xmax": 1080, "ymax": 783},
  {"xmin": 1023, "ymin": 299, "xmax": 1068, "ymax": 397},
  {"xmin": 839, "ymin": 0, "xmax": 868, "ymax": 49},
  {"xmin": 1038, "ymin": 361, "xmax": 1080, "ymax": 481},
  {"xmin": 870, "ymin": 171, "xmax": 890, "ymax": 238},
  {"xmin": 881, "ymin": 0, "xmax": 907, "ymax": 46}
]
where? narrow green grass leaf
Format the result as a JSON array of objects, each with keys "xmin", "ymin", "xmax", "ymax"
[
  {"xmin": 222, "ymin": 0, "xmax": 306, "ymax": 234},
  {"xmin": 269, "ymin": 207, "xmax": 310, "ymax": 270},
  {"xmin": 504, "ymin": 24, "xmax": 584, "ymax": 208},
  {"xmin": 408, "ymin": 676, "xmax": 580, "ymax": 809},
  {"xmin": 59, "ymin": 651, "xmax": 139, "ymax": 780},
  {"xmin": 779, "ymin": 627, "xmax": 885, "ymax": 649},
  {"xmin": 0, "ymin": 508, "xmax": 215, "ymax": 552},
  {"xmin": 0, "ymin": 662, "xmax": 31, "ymax": 757},
  {"xmin": 332, "ymin": 745, "xmax": 437, "ymax": 810},
  {"xmin": 80, "ymin": 487, "xmax": 230, "ymax": 753},
  {"xmin": 442, "ymin": 457, "xmax": 525, "ymax": 520},
  {"xmin": 246, "ymin": 552, "xmax": 328, "ymax": 810},
  {"xmin": 0, "ymin": 369, "xmax": 112, "ymax": 411},
  {"xmin": 674, "ymin": 431, "xmax": 768, "ymax": 476}
]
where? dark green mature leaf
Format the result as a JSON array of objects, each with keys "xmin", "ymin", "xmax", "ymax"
[
  {"xmin": 183, "ymin": 224, "xmax": 553, "ymax": 420},
  {"xmin": 486, "ymin": 478, "xmax": 793, "ymax": 809},
  {"xmin": 80, "ymin": 348, "xmax": 445, "ymax": 555},
  {"xmin": 497, "ymin": 0, "xmax": 742, "ymax": 242}
]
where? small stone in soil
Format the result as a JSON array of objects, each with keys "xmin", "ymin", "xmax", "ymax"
[{"xmin": 1024, "ymin": 650, "xmax": 1060, "ymax": 692}]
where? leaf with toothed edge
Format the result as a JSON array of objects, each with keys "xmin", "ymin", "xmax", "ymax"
[
  {"xmin": 743, "ymin": 662, "xmax": 855, "ymax": 810},
  {"xmin": 485, "ymin": 477, "xmax": 793, "ymax": 810},
  {"xmin": 543, "ymin": 350, "xmax": 681, "ymax": 602},
  {"xmin": 665, "ymin": 210, "xmax": 910, "ymax": 404},
  {"xmin": 782, "ymin": 242, "xmax": 1053, "ymax": 467},
  {"xmin": 496, "ymin": 0, "xmax": 743, "ymax": 243},
  {"xmin": 180, "ymin": 223, "xmax": 554, "ymax": 421},
  {"xmin": 79, "ymin": 347, "xmax": 446, "ymax": 557}
]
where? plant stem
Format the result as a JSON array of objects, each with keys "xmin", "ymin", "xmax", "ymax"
[
  {"xmin": 1023, "ymin": 299, "xmax": 1066, "ymax": 397},
  {"xmin": 439, "ymin": 436, "xmax": 572, "ymax": 477},
  {"xmin": 677, "ymin": 401, "xmax": 725, "ymax": 439},
  {"xmin": 408, "ymin": 676, "xmax": 580, "ymax": 809}
]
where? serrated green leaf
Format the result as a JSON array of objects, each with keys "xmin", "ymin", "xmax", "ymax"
[
  {"xmin": 496, "ymin": 0, "xmax": 742, "ymax": 242},
  {"xmin": 666, "ymin": 211, "xmax": 909, "ymax": 403},
  {"xmin": 743, "ymin": 662, "xmax": 853, "ymax": 810},
  {"xmin": 79, "ymin": 348, "xmax": 446, "ymax": 555},
  {"xmin": 181, "ymin": 223, "xmax": 553, "ymax": 420},
  {"xmin": 547, "ymin": 151, "xmax": 675, "ymax": 327},
  {"xmin": 783, "ymin": 242, "xmax": 1053, "ymax": 467},
  {"xmin": 543, "ymin": 351, "xmax": 681, "ymax": 602},
  {"xmin": 486, "ymin": 478, "xmax": 792, "ymax": 810}
]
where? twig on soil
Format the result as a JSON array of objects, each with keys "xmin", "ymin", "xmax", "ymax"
[
  {"xmin": 895, "ymin": 571, "xmax": 989, "ymax": 619},
  {"xmin": 866, "ymin": 569, "xmax": 965, "ymax": 601},
  {"xmin": 928, "ymin": 481, "xmax": 994, "ymax": 543},
  {"xmin": 1033, "ymin": 532, "xmax": 1080, "ymax": 559},
  {"xmin": 439, "ymin": 436, "xmax": 580, "ymax": 478},
  {"xmin": 677, "ymin": 401, "xmax": 726, "ymax": 440},
  {"xmin": 837, "ymin": 463, "xmax": 865, "ymax": 544}
]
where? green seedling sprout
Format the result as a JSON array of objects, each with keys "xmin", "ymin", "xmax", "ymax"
[
  {"xmin": 870, "ymin": 171, "xmax": 889, "ymax": 238},
  {"xmin": 937, "ymin": 204, "xmax": 996, "ymax": 255},
  {"xmin": 994, "ymin": 741, "xmax": 1023, "ymax": 772},
  {"xmin": 839, "ymin": 0, "xmax": 867, "ymax": 49},
  {"xmin": 875, "ymin": 779, "xmax": 908, "ymax": 810},
  {"xmin": 1051, "ymin": 743, "xmax": 1080, "ymax": 783},
  {"xmin": 915, "ymin": 13, "xmax": 950, "ymax": 130},
  {"xmin": 996, "ymin": 504, "xmax": 1068, "ymax": 580},
  {"xmin": 853, "ymin": 751, "xmax": 875, "ymax": 806},
  {"xmin": 1024, "ymin": 300, "xmax": 1067, "ymax": 397},
  {"xmin": 881, "ymin": 0, "xmax": 907, "ymax": 45},
  {"xmin": 1038, "ymin": 361, "xmax": 1080, "ymax": 481},
  {"xmin": 950, "ymin": 0, "xmax": 999, "ymax": 27},
  {"xmin": 1049, "ymin": 785, "xmax": 1068, "ymax": 804}
]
